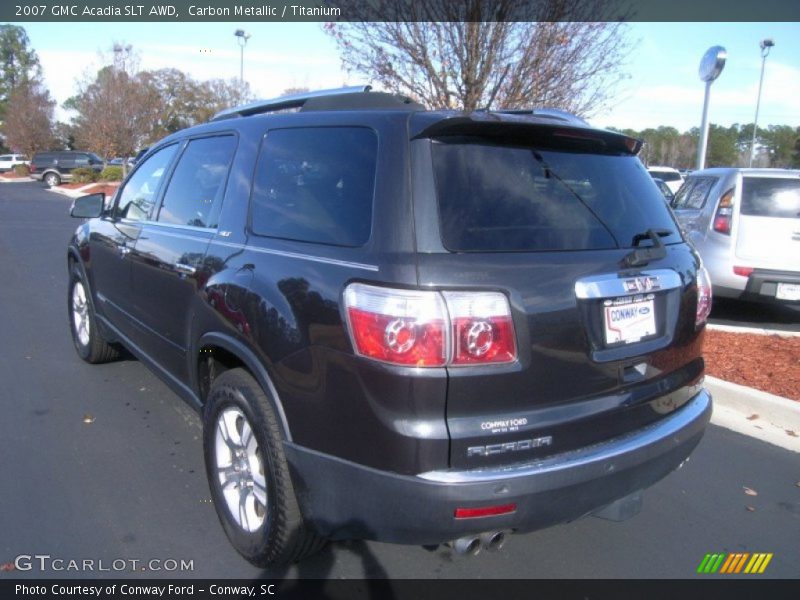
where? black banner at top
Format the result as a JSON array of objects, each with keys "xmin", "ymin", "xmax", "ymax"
[{"xmin": 2, "ymin": 0, "xmax": 800, "ymax": 23}]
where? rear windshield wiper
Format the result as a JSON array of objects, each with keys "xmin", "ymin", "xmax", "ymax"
[{"xmin": 623, "ymin": 229, "xmax": 671, "ymax": 268}]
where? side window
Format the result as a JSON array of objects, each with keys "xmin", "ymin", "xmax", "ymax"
[
  {"xmin": 115, "ymin": 144, "xmax": 178, "ymax": 222},
  {"xmin": 251, "ymin": 127, "xmax": 377, "ymax": 246},
  {"xmin": 673, "ymin": 177, "xmax": 716, "ymax": 210},
  {"xmin": 157, "ymin": 135, "xmax": 236, "ymax": 228},
  {"xmin": 73, "ymin": 154, "xmax": 90, "ymax": 166}
]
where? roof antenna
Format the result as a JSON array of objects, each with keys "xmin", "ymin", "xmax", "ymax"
[{"xmin": 483, "ymin": 63, "xmax": 511, "ymax": 111}]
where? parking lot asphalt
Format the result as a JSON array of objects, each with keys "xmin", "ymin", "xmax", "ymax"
[{"xmin": 1, "ymin": 182, "xmax": 798, "ymax": 579}]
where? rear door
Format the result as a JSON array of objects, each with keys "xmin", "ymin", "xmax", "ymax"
[
  {"xmin": 412, "ymin": 130, "xmax": 703, "ymax": 470},
  {"xmin": 734, "ymin": 174, "xmax": 800, "ymax": 273}
]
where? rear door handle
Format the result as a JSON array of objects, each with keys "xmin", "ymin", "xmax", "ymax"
[{"xmin": 174, "ymin": 263, "xmax": 196, "ymax": 275}]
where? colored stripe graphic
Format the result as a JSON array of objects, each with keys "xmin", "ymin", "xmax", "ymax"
[{"xmin": 697, "ymin": 552, "xmax": 773, "ymax": 574}]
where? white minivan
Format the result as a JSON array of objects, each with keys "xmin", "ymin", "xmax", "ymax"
[{"xmin": 0, "ymin": 153, "xmax": 29, "ymax": 172}]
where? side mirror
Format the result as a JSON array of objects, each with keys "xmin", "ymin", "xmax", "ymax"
[{"xmin": 70, "ymin": 193, "xmax": 105, "ymax": 218}]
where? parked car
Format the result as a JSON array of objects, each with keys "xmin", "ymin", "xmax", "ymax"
[
  {"xmin": 67, "ymin": 86, "xmax": 712, "ymax": 566},
  {"xmin": 0, "ymin": 153, "xmax": 29, "ymax": 172},
  {"xmin": 30, "ymin": 150, "xmax": 104, "ymax": 186},
  {"xmin": 647, "ymin": 166, "xmax": 684, "ymax": 194},
  {"xmin": 671, "ymin": 168, "xmax": 800, "ymax": 303},
  {"xmin": 653, "ymin": 177, "xmax": 675, "ymax": 204}
]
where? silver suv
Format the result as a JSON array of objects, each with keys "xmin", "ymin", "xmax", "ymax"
[{"xmin": 672, "ymin": 168, "xmax": 800, "ymax": 303}]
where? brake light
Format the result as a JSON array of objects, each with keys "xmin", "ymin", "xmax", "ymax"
[
  {"xmin": 443, "ymin": 292, "xmax": 517, "ymax": 365},
  {"xmin": 733, "ymin": 266, "xmax": 754, "ymax": 278},
  {"xmin": 344, "ymin": 283, "xmax": 517, "ymax": 367},
  {"xmin": 696, "ymin": 266, "xmax": 713, "ymax": 326},
  {"xmin": 712, "ymin": 187, "xmax": 735, "ymax": 234}
]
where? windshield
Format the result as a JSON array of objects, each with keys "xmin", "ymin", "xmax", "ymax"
[{"xmin": 431, "ymin": 138, "xmax": 682, "ymax": 252}]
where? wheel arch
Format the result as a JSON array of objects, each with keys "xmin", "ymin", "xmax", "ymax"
[{"xmin": 194, "ymin": 332, "xmax": 293, "ymax": 442}]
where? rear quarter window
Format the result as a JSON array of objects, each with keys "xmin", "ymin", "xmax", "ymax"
[
  {"xmin": 740, "ymin": 177, "xmax": 800, "ymax": 218},
  {"xmin": 250, "ymin": 127, "xmax": 377, "ymax": 247},
  {"xmin": 672, "ymin": 176, "xmax": 718, "ymax": 210}
]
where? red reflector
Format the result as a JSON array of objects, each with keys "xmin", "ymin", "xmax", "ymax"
[
  {"xmin": 734, "ymin": 266, "xmax": 754, "ymax": 277},
  {"xmin": 454, "ymin": 504, "xmax": 517, "ymax": 519}
]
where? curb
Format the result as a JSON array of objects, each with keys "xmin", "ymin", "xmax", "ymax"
[
  {"xmin": 706, "ymin": 376, "xmax": 800, "ymax": 453},
  {"xmin": 707, "ymin": 323, "xmax": 800, "ymax": 338},
  {"xmin": 47, "ymin": 183, "xmax": 117, "ymax": 199},
  {"xmin": 0, "ymin": 176, "xmax": 35, "ymax": 183}
]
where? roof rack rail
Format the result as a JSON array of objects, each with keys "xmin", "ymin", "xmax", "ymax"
[
  {"xmin": 495, "ymin": 108, "xmax": 589, "ymax": 127},
  {"xmin": 212, "ymin": 85, "xmax": 380, "ymax": 121}
]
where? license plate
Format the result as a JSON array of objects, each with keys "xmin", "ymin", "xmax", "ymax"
[
  {"xmin": 604, "ymin": 296, "xmax": 656, "ymax": 345},
  {"xmin": 776, "ymin": 282, "xmax": 800, "ymax": 301}
]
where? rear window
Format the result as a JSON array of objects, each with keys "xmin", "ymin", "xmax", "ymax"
[
  {"xmin": 740, "ymin": 177, "xmax": 800, "ymax": 219},
  {"xmin": 650, "ymin": 170, "xmax": 682, "ymax": 182},
  {"xmin": 672, "ymin": 176, "xmax": 718, "ymax": 210},
  {"xmin": 431, "ymin": 139, "xmax": 681, "ymax": 252},
  {"xmin": 250, "ymin": 127, "xmax": 376, "ymax": 247}
]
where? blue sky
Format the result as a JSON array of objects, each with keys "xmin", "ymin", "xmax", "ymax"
[{"xmin": 14, "ymin": 21, "xmax": 800, "ymax": 132}]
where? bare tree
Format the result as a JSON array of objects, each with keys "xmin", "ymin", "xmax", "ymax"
[
  {"xmin": 192, "ymin": 78, "xmax": 253, "ymax": 123},
  {"xmin": 1, "ymin": 79, "xmax": 54, "ymax": 157},
  {"xmin": 325, "ymin": 0, "xmax": 632, "ymax": 115},
  {"xmin": 70, "ymin": 44, "xmax": 161, "ymax": 167}
]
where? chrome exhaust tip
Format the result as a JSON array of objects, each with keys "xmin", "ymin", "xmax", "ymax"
[
  {"xmin": 480, "ymin": 530, "xmax": 506, "ymax": 552},
  {"xmin": 448, "ymin": 536, "xmax": 482, "ymax": 556}
]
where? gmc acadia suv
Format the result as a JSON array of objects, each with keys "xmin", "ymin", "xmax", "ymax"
[{"xmin": 67, "ymin": 86, "xmax": 712, "ymax": 566}]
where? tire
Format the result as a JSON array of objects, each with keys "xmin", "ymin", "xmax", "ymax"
[
  {"xmin": 68, "ymin": 264, "xmax": 119, "ymax": 363},
  {"xmin": 44, "ymin": 172, "xmax": 61, "ymax": 187},
  {"xmin": 203, "ymin": 368, "xmax": 325, "ymax": 566}
]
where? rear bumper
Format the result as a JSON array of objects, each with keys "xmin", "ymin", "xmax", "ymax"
[
  {"xmin": 742, "ymin": 269, "xmax": 800, "ymax": 303},
  {"xmin": 283, "ymin": 388, "xmax": 712, "ymax": 545}
]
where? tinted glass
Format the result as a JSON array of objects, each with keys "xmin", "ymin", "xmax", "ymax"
[
  {"xmin": 432, "ymin": 139, "xmax": 681, "ymax": 252},
  {"xmin": 116, "ymin": 144, "xmax": 178, "ymax": 222},
  {"xmin": 740, "ymin": 177, "xmax": 800, "ymax": 219},
  {"xmin": 251, "ymin": 127, "xmax": 377, "ymax": 247},
  {"xmin": 651, "ymin": 171, "xmax": 681, "ymax": 182},
  {"xmin": 672, "ymin": 176, "xmax": 717, "ymax": 210},
  {"xmin": 158, "ymin": 136, "xmax": 236, "ymax": 228}
]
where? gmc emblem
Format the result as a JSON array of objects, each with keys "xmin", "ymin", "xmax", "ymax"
[{"xmin": 624, "ymin": 276, "xmax": 660, "ymax": 293}]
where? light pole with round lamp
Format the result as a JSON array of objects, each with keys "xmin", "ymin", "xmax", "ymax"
[
  {"xmin": 749, "ymin": 38, "xmax": 774, "ymax": 167},
  {"xmin": 696, "ymin": 46, "xmax": 727, "ymax": 171},
  {"xmin": 234, "ymin": 29, "xmax": 251, "ymax": 85}
]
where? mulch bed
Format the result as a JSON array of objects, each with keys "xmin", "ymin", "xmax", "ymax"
[
  {"xmin": 61, "ymin": 182, "xmax": 120, "ymax": 196},
  {"xmin": 704, "ymin": 329, "xmax": 800, "ymax": 401}
]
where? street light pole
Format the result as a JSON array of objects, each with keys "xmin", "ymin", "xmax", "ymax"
[
  {"xmin": 749, "ymin": 38, "xmax": 774, "ymax": 168},
  {"xmin": 696, "ymin": 46, "xmax": 727, "ymax": 171},
  {"xmin": 234, "ymin": 29, "xmax": 251, "ymax": 85}
]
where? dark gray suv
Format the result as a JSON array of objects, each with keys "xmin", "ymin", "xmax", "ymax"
[
  {"xmin": 67, "ymin": 87, "xmax": 712, "ymax": 566},
  {"xmin": 31, "ymin": 150, "xmax": 104, "ymax": 186}
]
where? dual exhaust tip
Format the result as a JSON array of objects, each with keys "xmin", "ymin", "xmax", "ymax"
[{"xmin": 448, "ymin": 531, "xmax": 507, "ymax": 556}]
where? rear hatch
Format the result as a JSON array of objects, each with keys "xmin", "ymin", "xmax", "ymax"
[
  {"xmin": 411, "ymin": 117, "xmax": 706, "ymax": 470},
  {"xmin": 734, "ymin": 173, "xmax": 800, "ymax": 273}
]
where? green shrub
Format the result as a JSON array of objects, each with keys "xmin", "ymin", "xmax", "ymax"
[
  {"xmin": 99, "ymin": 166, "xmax": 123, "ymax": 182},
  {"xmin": 72, "ymin": 167, "xmax": 99, "ymax": 184},
  {"xmin": 14, "ymin": 164, "xmax": 30, "ymax": 176}
]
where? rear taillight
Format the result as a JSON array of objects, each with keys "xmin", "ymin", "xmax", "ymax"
[
  {"xmin": 443, "ymin": 292, "xmax": 517, "ymax": 365},
  {"xmin": 733, "ymin": 266, "xmax": 754, "ymax": 278},
  {"xmin": 344, "ymin": 283, "xmax": 517, "ymax": 367},
  {"xmin": 712, "ymin": 187, "xmax": 735, "ymax": 235},
  {"xmin": 696, "ymin": 266, "xmax": 713, "ymax": 326}
]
